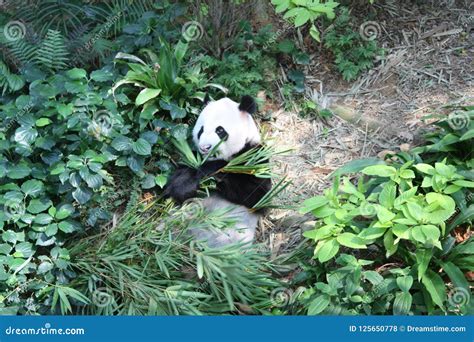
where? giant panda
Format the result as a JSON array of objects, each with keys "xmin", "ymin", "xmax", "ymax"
[{"xmin": 164, "ymin": 95, "xmax": 271, "ymax": 247}]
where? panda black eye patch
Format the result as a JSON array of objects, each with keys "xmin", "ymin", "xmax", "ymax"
[
  {"xmin": 197, "ymin": 126, "xmax": 204, "ymax": 139},
  {"xmin": 215, "ymin": 126, "xmax": 228, "ymax": 140}
]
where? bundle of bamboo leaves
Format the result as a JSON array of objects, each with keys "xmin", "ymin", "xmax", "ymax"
[
  {"xmin": 171, "ymin": 138, "xmax": 291, "ymax": 210},
  {"xmin": 69, "ymin": 203, "xmax": 280, "ymax": 315}
]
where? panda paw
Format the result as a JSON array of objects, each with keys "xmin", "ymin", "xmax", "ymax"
[{"xmin": 163, "ymin": 166, "xmax": 201, "ymax": 203}]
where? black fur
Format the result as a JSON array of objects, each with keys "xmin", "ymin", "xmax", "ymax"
[
  {"xmin": 238, "ymin": 95, "xmax": 256, "ymax": 115},
  {"xmin": 164, "ymin": 143, "xmax": 271, "ymax": 210},
  {"xmin": 203, "ymin": 93, "xmax": 211, "ymax": 105}
]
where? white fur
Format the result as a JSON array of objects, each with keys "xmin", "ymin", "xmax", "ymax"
[
  {"xmin": 188, "ymin": 196, "xmax": 259, "ymax": 248},
  {"xmin": 192, "ymin": 98, "xmax": 260, "ymax": 161}
]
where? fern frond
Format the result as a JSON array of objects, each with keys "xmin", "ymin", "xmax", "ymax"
[{"xmin": 34, "ymin": 29, "xmax": 69, "ymax": 71}]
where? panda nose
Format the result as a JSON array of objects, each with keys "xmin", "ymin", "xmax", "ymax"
[{"xmin": 199, "ymin": 144, "xmax": 212, "ymax": 153}]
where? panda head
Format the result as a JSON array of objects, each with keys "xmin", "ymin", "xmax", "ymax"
[{"xmin": 192, "ymin": 95, "xmax": 260, "ymax": 161}]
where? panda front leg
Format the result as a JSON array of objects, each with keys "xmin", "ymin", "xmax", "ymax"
[
  {"xmin": 163, "ymin": 160, "xmax": 227, "ymax": 203},
  {"xmin": 163, "ymin": 166, "xmax": 201, "ymax": 203}
]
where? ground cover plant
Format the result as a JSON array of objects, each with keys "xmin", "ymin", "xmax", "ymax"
[{"xmin": 291, "ymin": 107, "xmax": 473, "ymax": 315}]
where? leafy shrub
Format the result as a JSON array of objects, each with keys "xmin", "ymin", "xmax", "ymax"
[
  {"xmin": 271, "ymin": 0, "xmax": 339, "ymax": 41},
  {"xmin": 198, "ymin": 24, "xmax": 278, "ymax": 98},
  {"xmin": 292, "ymin": 113, "xmax": 473, "ymax": 315},
  {"xmin": 0, "ymin": 34, "xmax": 222, "ymax": 313},
  {"xmin": 324, "ymin": 7, "xmax": 384, "ymax": 81}
]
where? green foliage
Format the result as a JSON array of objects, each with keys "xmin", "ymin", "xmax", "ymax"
[
  {"xmin": 0, "ymin": 61, "xmax": 24, "ymax": 95},
  {"xmin": 271, "ymin": 0, "xmax": 339, "ymax": 41},
  {"xmin": 35, "ymin": 30, "xmax": 69, "ymax": 72},
  {"xmin": 198, "ymin": 24, "xmax": 278, "ymax": 98},
  {"xmin": 412, "ymin": 106, "xmax": 474, "ymax": 168},
  {"xmin": 0, "ymin": 35, "xmax": 224, "ymax": 313},
  {"xmin": 292, "ymin": 111, "xmax": 474, "ymax": 315},
  {"xmin": 324, "ymin": 8, "xmax": 384, "ymax": 81},
  {"xmin": 70, "ymin": 203, "xmax": 279, "ymax": 315}
]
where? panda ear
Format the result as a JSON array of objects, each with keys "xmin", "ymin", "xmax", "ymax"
[
  {"xmin": 238, "ymin": 95, "xmax": 256, "ymax": 115},
  {"xmin": 203, "ymin": 93, "xmax": 211, "ymax": 105}
]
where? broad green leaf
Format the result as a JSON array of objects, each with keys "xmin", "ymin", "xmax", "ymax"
[
  {"xmin": 336, "ymin": 233, "xmax": 367, "ymax": 249},
  {"xmin": 453, "ymin": 180, "xmax": 474, "ymax": 188},
  {"xmin": 358, "ymin": 227, "xmax": 386, "ymax": 240},
  {"xmin": 416, "ymin": 248, "xmax": 433, "ymax": 281},
  {"xmin": 415, "ymin": 163, "xmax": 435, "ymax": 175},
  {"xmin": 14, "ymin": 242, "xmax": 34, "ymax": 258},
  {"xmin": 316, "ymin": 238, "xmax": 340, "ymax": 263},
  {"xmin": 331, "ymin": 158, "xmax": 384, "ymax": 177},
  {"xmin": 383, "ymin": 231, "xmax": 398, "ymax": 257},
  {"xmin": 396, "ymin": 276, "xmax": 413, "ymax": 292},
  {"xmin": 441, "ymin": 261, "xmax": 469, "ymax": 291},
  {"xmin": 21, "ymin": 179, "xmax": 44, "ymax": 197},
  {"xmin": 33, "ymin": 213, "xmax": 53, "ymax": 225},
  {"xmin": 307, "ymin": 294, "xmax": 330, "ymax": 315},
  {"xmin": 309, "ymin": 24, "xmax": 320, "ymax": 42},
  {"xmin": 155, "ymin": 174, "xmax": 167, "ymax": 188},
  {"xmin": 393, "ymin": 292, "xmax": 412, "ymax": 315},
  {"xmin": 459, "ymin": 129, "xmax": 474, "ymax": 141},
  {"xmin": 66, "ymin": 68, "xmax": 87, "ymax": 79},
  {"xmin": 8, "ymin": 163, "xmax": 32, "ymax": 179},
  {"xmin": 300, "ymin": 196, "xmax": 329, "ymax": 214},
  {"xmin": 362, "ymin": 165, "xmax": 397, "ymax": 177},
  {"xmin": 375, "ymin": 205, "xmax": 395, "ymax": 223},
  {"xmin": 58, "ymin": 220, "xmax": 77, "ymax": 233},
  {"xmin": 294, "ymin": 9, "xmax": 311, "ymax": 27},
  {"xmin": 111, "ymin": 136, "xmax": 132, "ymax": 151},
  {"xmin": 422, "ymin": 270, "xmax": 446, "ymax": 310},
  {"xmin": 132, "ymin": 138, "xmax": 152, "ymax": 156},
  {"xmin": 379, "ymin": 181, "xmax": 396, "ymax": 208},
  {"xmin": 27, "ymin": 198, "xmax": 52, "ymax": 214},
  {"xmin": 303, "ymin": 225, "xmax": 333, "ymax": 241},
  {"xmin": 35, "ymin": 118, "xmax": 52, "ymax": 127},
  {"xmin": 55, "ymin": 204, "xmax": 74, "ymax": 220},
  {"xmin": 72, "ymin": 187, "xmax": 92, "ymax": 205},
  {"xmin": 136, "ymin": 88, "xmax": 161, "ymax": 106},
  {"xmin": 363, "ymin": 271, "xmax": 383, "ymax": 285}
]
